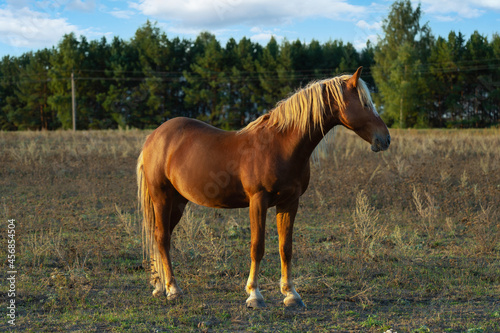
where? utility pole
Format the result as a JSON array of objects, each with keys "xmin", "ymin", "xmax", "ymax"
[
  {"xmin": 400, "ymin": 96, "xmax": 404, "ymax": 129},
  {"xmin": 71, "ymin": 71, "xmax": 76, "ymax": 131},
  {"xmin": 399, "ymin": 64, "xmax": 408, "ymax": 129}
]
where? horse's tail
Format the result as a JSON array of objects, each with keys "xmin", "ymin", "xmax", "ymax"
[{"xmin": 137, "ymin": 149, "xmax": 166, "ymax": 294}]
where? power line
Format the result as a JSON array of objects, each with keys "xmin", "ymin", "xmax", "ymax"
[
  {"xmin": 1, "ymin": 63, "xmax": 500, "ymax": 87},
  {"xmin": 1, "ymin": 56, "xmax": 499, "ymax": 81}
]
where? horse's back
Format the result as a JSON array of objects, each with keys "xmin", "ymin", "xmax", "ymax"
[
  {"xmin": 144, "ymin": 117, "xmax": 235, "ymax": 164},
  {"xmin": 146, "ymin": 117, "xmax": 229, "ymax": 145}
]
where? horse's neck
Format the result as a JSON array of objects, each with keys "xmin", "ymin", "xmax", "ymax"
[
  {"xmin": 285, "ymin": 98, "xmax": 340, "ymax": 164},
  {"xmin": 286, "ymin": 121, "xmax": 336, "ymax": 165}
]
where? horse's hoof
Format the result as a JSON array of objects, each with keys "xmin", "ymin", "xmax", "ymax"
[
  {"xmin": 283, "ymin": 296, "xmax": 305, "ymax": 308},
  {"xmin": 152, "ymin": 288, "xmax": 163, "ymax": 298},
  {"xmin": 167, "ymin": 292, "xmax": 183, "ymax": 301},
  {"xmin": 246, "ymin": 298, "xmax": 266, "ymax": 309}
]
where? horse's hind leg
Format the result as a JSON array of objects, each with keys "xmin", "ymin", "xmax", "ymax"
[
  {"xmin": 165, "ymin": 196, "xmax": 187, "ymax": 299},
  {"xmin": 151, "ymin": 188, "xmax": 187, "ymax": 299}
]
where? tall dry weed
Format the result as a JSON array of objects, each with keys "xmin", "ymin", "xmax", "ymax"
[
  {"xmin": 460, "ymin": 170, "xmax": 468, "ymax": 188},
  {"xmin": 9, "ymin": 140, "xmax": 42, "ymax": 165},
  {"xmin": 172, "ymin": 206, "xmax": 232, "ymax": 268},
  {"xmin": 173, "ymin": 206, "xmax": 206, "ymax": 258},
  {"xmin": 115, "ymin": 204, "xmax": 140, "ymax": 237},
  {"xmin": 352, "ymin": 190, "xmax": 386, "ymax": 259},
  {"xmin": 412, "ymin": 186, "xmax": 438, "ymax": 238},
  {"xmin": 22, "ymin": 227, "xmax": 62, "ymax": 267},
  {"xmin": 393, "ymin": 156, "xmax": 410, "ymax": 178},
  {"xmin": 470, "ymin": 205, "xmax": 499, "ymax": 255},
  {"xmin": 479, "ymin": 154, "xmax": 490, "ymax": 175},
  {"xmin": 391, "ymin": 225, "xmax": 419, "ymax": 256}
]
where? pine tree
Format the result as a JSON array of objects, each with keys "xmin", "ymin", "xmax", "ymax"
[
  {"xmin": 359, "ymin": 41, "xmax": 376, "ymax": 88},
  {"xmin": 225, "ymin": 37, "xmax": 261, "ymax": 128},
  {"xmin": 428, "ymin": 32, "xmax": 467, "ymax": 126},
  {"xmin": 290, "ymin": 39, "xmax": 309, "ymax": 86},
  {"xmin": 336, "ymin": 41, "xmax": 359, "ymax": 74},
  {"xmin": 14, "ymin": 49, "xmax": 54, "ymax": 130},
  {"xmin": 97, "ymin": 36, "xmax": 140, "ymax": 128},
  {"xmin": 48, "ymin": 34, "xmax": 89, "ymax": 129},
  {"xmin": 0, "ymin": 56, "xmax": 24, "ymax": 130},
  {"xmin": 84, "ymin": 37, "xmax": 112, "ymax": 129},
  {"xmin": 306, "ymin": 40, "xmax": 325, "ymax": 79},
  {"xmin": 183, "ymin": 32, "xmax": 229, "ymax": 128},
  {"xmin": 490, "ymin": 34, "xmax": 500, "ymax": 125},
  {"xmin": 130, "ymin": 21, "xmax": 171, "ymax": 128},
  {"xmin": 255, "ymin": 37, "xmax": 295, "ymax": 114},
  {"xmin": 163, "ymin": 37, "xmax": 192, "ymax": 120},
  {"xmin": 463, "ymin": 31, "xmax": 494, "ymax": 127},
  {"xmin": 372, "ymin": 0, "xmax": 433, "ymax": 128},
  {"xmin": 322, "ymin": 40, "xmax": 347, "ymax": 75}
]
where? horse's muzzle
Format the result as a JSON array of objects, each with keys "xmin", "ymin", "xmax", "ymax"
[{"xmin": 371, "ymin": 134, "xmax": 391, "ymax": 152}]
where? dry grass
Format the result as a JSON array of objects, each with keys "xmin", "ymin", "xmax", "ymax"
[
  {"xmin": 0, "ymin": 127, "xmax": 499, "ymax": 332},
  {"xmin": 351, "ymin": 190, "xmax": 386, "ymax": 259}
]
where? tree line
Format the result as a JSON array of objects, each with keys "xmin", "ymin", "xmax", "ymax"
[{"xmin": 0, "ymin": 0, "xmax": 498, "ymax": 130}]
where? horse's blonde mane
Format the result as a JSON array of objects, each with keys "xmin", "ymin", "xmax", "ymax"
[{"xmin": 239, "ymin": 74, "xmax": 374, "ymax": 134}]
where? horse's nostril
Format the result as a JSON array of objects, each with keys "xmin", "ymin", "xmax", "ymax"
[{"xmin": 387, "ymin": 135, "xmax": 391, "ymax": 145}]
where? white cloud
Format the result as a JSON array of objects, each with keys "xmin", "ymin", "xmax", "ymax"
[
  {"xmin": 0, "ymin": 6, "xmax": 79, "ymax": 48},
  {"xmin": 420, "ymin": 0, "xmax": 499, "ymax": 19},
  {"xmin": 164, "ymin": 24, "xmax": 232, "ymax": 39},
  {"xmin": 79, "ymin": 27, "xmax": 113, "ymax": 40},
  {"xmin": 249, "ymin": 27, "xmax": 283, "ymax": 43},
  {"xmin": 432, "ymin": 15, "xmax": 458, "ymax": 22},
  {"xmin": 110, "ymin": 8, "xmax": 135, "ymax": 19},
  {"xmin": 67, "ymin": 0, "xmax": 96, "ymax": 13},
  {"xmin": 356, "ymin": 20, "xmax": 381, "ymax": 30},
  {"xmin": 130, "ymin": 0, "xmax": 368, "ymax": 29},
  {"xmin": 250, "ymin": 33, "xmax": 280, "ymax": 43},
  {"xmin": 4, "ymin": 0, "xmax": 31, "ymax": 10},
  {"xmin": 354, "ymin": 34, "xmax": 378, "ymax": 50}
]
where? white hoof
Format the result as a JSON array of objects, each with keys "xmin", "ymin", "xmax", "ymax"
[
  {"xmin": 281, "ymin": 284, "xmax": 304, "ymax": 308},
  {"xmin": 166, "ymin": 285, "xmax": 183, "ymax": 301},
  {"xmin": 152, "ymin": 287, "xmax": 163, "ymax": 297},
  {"xmin": 246, "ymin": 289, "xmax": 265, "ymax": 308},
  {"xmin": 246, "ymin": 297, "xmax": 266, "ymax": 308},
  {"xmin": 283, "ymin": 293, "xmax": 305, "ymax": 307},
  {"xmin": 167, "ymin": 291, "xmax": 183, "ymax": 300}
]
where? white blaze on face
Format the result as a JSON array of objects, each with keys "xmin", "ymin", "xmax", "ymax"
[{"xmin": 357, "ymin": 78, "xmax": 379, "ymax": 117}]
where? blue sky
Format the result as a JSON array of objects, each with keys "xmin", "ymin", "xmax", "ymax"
[{"xmin": 0, "ymin": 0, "xmax": 499, "ymax": 58}]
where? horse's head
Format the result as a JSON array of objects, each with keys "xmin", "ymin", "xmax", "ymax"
[{"xmin": 337, "ymin": 67, "xmax": 391, "ymax": 152}]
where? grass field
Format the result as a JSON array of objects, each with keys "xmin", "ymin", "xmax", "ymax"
[{"xmin": 1, "ymin": 127, "xmax": 499, "ymax": 332}]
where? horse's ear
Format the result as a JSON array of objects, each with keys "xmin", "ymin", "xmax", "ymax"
[{"xmin": 349, "ymin": 66, "xmax": 363, "ymax": 88}]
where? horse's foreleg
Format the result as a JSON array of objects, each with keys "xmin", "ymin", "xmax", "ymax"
[
  {"xmin": 246, "ymin": 192, "xmax": 268, "ymax": 308},
  {"xmin": 276, "ymin": 199, "xmax": 304, "ymax": 307}
]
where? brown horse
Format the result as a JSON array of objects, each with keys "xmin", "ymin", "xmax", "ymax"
[{"xmin": 137, "ymin": 67, "xmax": 390, "ymax": 308}]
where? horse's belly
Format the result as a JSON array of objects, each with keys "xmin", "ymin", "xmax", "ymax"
[
  {"xmin": 179, "ymin": 184, "xmax": 249, "ymax": 209},
  {"xmin": 170, "ymin": 167, "xmax": 249, "ymax": 209}
]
